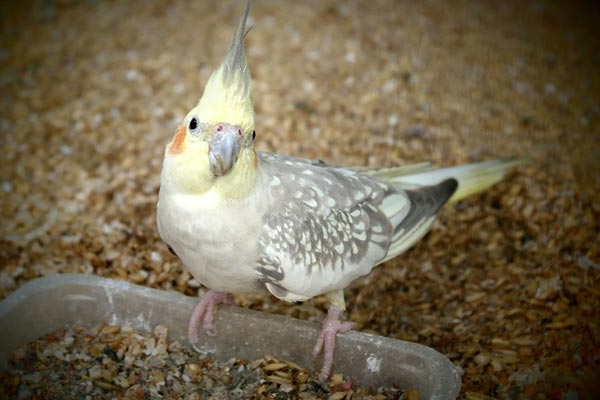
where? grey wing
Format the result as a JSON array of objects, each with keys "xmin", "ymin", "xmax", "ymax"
[
  {"xmin": 255, "ymin": 152, "xmax": 457, "ymax": 302},
  {"xmin": 382, "ymin": 178, "xmax": 458, "ymax": 261}
]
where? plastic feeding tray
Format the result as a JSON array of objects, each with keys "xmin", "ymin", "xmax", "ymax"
[{"xmin": 0, "ymin": 274, "xmax": 461, "ymax": 398}]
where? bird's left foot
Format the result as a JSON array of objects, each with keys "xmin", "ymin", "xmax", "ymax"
[
  {"xmin": 312, "ymin": 306, "xmax": 356, "ymax": 381},
  {"xmin": 188, "ymin": 290, "xmax": 234, "ymax": 344}
]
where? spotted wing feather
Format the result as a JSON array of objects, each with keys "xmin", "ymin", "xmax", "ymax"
[{"xmin": 256, "ymin": 153, "xmax": 457, "ymax": 302}]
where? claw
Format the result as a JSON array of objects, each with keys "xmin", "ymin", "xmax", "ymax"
[
  {"xmin": 188, "ymin": 290, "xmax": 233, "ymax": 344},
  {"xmin": 312, "ymin": 306, "xmax": 356, "ymax": 381}
]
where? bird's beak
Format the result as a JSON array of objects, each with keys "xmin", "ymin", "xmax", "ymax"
[{"xmin": 208, "ymin": 123, "xmax": 243, "ymax": 177}]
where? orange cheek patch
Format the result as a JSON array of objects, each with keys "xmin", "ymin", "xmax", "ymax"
[{"xmin": 168, "ymin": 125, "xmax": 186, "ymax": 155}]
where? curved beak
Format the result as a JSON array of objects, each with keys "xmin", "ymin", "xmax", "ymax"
[{"xmin": 208, "ymin": 124, "xmax": 243, "ymax": 177}]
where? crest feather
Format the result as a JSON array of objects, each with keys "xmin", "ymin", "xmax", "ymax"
[{"xmin": 196, "ymin": 1, "xmax": 254, "ymax": 134}]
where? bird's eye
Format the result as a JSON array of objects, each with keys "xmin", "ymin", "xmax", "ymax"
[
  {"xmin": 189, "ymin": 117, "xmax": 198, "ymax": 130},
  {"xmin": 252, "ymin": 131, "xmax": 256, "ymax": 140}
]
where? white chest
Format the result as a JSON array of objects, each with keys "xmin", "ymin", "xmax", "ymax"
[{"xmin": 157, "ymin": 189, "xmax": 266, "ymax": 293}]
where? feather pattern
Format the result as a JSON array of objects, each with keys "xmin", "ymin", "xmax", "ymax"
[{"xmin": 255, "ymin": 153, "xmax": 457, "ymax": 302}]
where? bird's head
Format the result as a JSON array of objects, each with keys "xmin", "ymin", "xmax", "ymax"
[{"xmin": 161, "ymin": 2, "xmax": 258, "ymax": 199}]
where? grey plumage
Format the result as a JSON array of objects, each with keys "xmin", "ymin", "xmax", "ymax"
[{"xmin": 255, "ymin": 153, "xmax": 457, "ymax": 303}]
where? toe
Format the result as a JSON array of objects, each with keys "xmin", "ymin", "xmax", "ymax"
[
  {"xmin": 339, "ymin": 321, "xmax": 356, "ymax": 333},
  {"xmin": 312, "ymin": 330, "xmax": 325, "ymax": 358}
]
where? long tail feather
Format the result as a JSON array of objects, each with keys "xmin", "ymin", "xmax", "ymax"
[{"xmin": 363, "ymin": 159, "xmax": 522, "ymax": 203}]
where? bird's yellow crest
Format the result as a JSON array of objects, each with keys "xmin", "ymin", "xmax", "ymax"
[{"xmin": 195, "ymin": 1, "xmax": 255, "ymax": 135}]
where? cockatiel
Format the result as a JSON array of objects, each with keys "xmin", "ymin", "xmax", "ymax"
[{"xmin": 157, "ymin": 2, "xmax": 519, "ymax": 380}]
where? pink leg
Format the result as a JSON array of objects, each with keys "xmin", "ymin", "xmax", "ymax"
[
  {"xmin": 312, "ymin": 306, "xmax": 356, "ymax": 381},
  {"xmin": 188, "ymin": 290, "xmax": 233, "ymax": 344}
]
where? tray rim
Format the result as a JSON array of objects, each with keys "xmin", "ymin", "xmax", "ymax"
[{"xmin": 0, "ymin": 274, "xmax": 462, "ymax": 399}]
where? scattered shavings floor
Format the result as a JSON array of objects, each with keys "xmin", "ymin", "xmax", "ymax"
[
  {"xmin": 0, "ymin": 324, "xmax": 408, "ymax": 400},
  {"xmin": 0, "ymin": 0, "xmax": 599, "ymax": 399}
]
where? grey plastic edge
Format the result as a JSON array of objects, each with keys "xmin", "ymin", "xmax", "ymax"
[{"xmin": 0, "ymin": 274, "xmax": 461, "ymax": 399}]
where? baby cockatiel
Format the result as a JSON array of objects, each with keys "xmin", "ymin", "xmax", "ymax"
[{"xmin": 157, "ymin": 2, "xmax": 519, "ymax": 380}]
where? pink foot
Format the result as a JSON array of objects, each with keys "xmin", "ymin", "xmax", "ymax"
[
  {"xmin": 312, "ymin": 306, "xmax": 356, "ymax": 381},
  {"xmin": 188, "ymin": 290, "xmax": 233, "ymax": 344}
]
